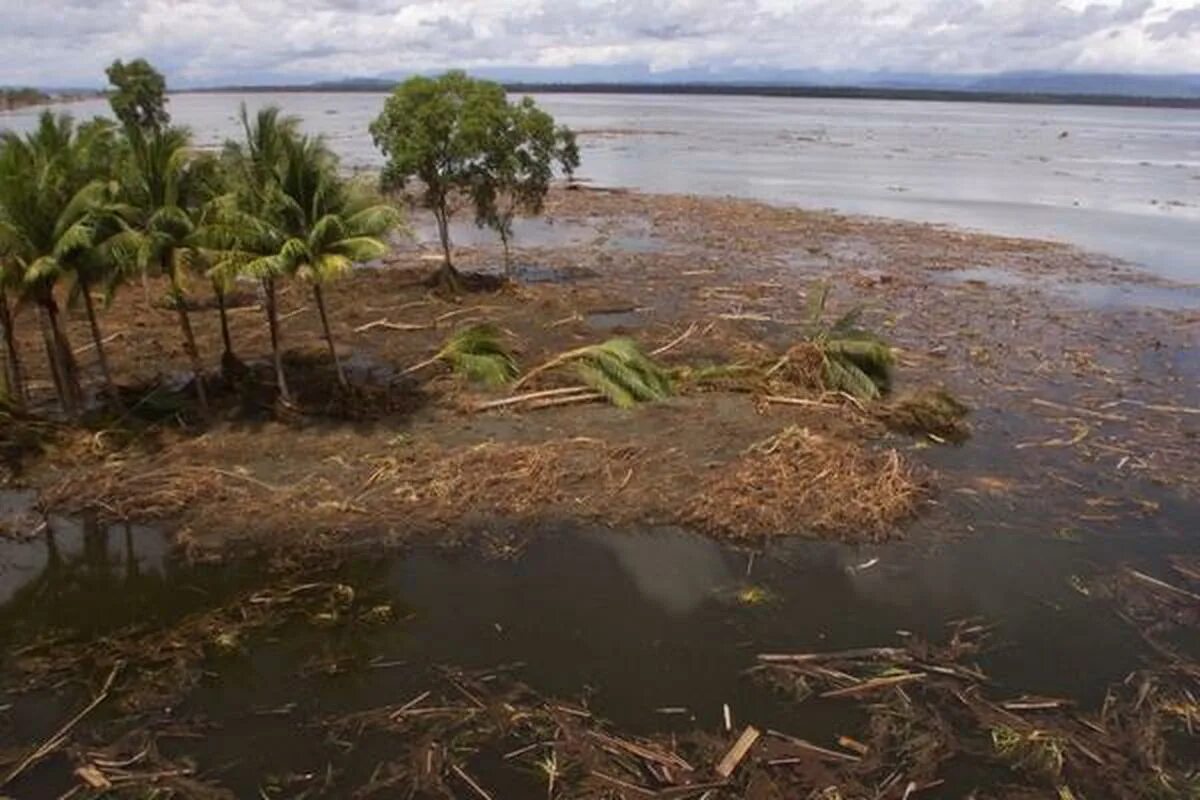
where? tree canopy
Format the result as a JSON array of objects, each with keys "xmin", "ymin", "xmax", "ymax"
[
  {"xmin": 370, "ymin": 71, "xmax": 578, "ymax": 289},
  {"xmin": 106, "ymin": 58, "xmax": 170, "ymax": 133}
]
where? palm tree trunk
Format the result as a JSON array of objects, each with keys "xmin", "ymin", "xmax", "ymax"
[
  {"xmin": 262, "ymin": 277, "xmax": 292, "ymax": 404},
  {"xmin": 312, "ymin": 283, "xmax": 347, "ymax": 389},
  {"xmin": 0, "ymin": 289, "xmax": 26, "ymax": 408},
  {"xmin": 42, "ymin": 298, "xmax": 83, "ymax": 416},
  {"xmin": 79, "ymin": 278, "xmax": 123, "ymax": 411},
  {"xmin": 213, "ymin": 280, "xmax": 234, "ymax": 359},
  {"xmin": 169, "ymin": 276, "xmax": 209, "ymax": 416},
  {"xmin": 37, "ymin": 305, "xmax": 69, "ymax": 413}
]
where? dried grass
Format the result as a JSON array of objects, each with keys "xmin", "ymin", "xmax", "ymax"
[{"xmin": 688, "ymin": 426, "xmax": 924, "ymax": 540}]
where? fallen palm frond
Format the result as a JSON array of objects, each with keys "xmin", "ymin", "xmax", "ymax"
[
  {"xmin": 765, "ymin": 282, "xmax": 896, "ymax": 401},
  {"xmin": 512, "ymin": 338, "xmax": 673, "ymax": 408},
  {"xmin": 877, "ymin": 388, "xmax": 971, "ymax": 442},
  {"xmin": 689, "ymin": 425, "xmax": 923, "ymax": 540},
  {"xmin": 404, "ymin": 324, "xmax": 518, "ymax": 387}
]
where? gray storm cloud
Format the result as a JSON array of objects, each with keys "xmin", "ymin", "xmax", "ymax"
[{"xmin": 0, "ymin": 0, "xmax": 1196, "ymax": 86}]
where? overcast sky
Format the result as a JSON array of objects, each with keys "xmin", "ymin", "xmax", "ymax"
[{"xmin": 2, "ymin": 0, "xmax": 1199, "ymax": 87}]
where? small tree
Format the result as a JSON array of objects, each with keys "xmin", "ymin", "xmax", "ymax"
[
  {"xmin": 370, "ymin": 71, "xmax": 508, "ymax": 292},
  {"xmin": 473, "ymin": 98, "xmax": 579, "ymax": 279},
  {"xmin": 106, "ymin": 59, "xmax": 170, "ymax": 134}
]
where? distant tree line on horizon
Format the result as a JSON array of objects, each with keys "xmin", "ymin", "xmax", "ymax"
[
  {"xmin": 0, "ymin": 88, "xmax": 50, "ymax": 112},
  {"xmin": 0, "ymin": 59, "xmax": 579, "ymax": 418}
]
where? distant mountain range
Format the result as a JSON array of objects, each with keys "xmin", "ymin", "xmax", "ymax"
[{"xmin": 189, "ymin": 69, "xmax": 1200, "ymax": 108}]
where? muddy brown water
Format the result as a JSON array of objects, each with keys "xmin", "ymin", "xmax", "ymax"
[{"xmin": 2, "ymin": 407, "xmax": 1198, "ymax": 799}]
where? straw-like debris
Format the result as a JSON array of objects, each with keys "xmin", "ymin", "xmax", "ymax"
[
  {"xmin": 751, "ymin": 623, "xmax": 1200, "ymax": 799},
  {"xmin": 688, "ymin": 426, "xmax": 925, "ymax": 540}
]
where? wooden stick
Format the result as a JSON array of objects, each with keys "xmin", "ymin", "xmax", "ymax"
[
  {"xmin": 355, "ymin": 318, "xmax": 430, "ymax": 333},
  {"xmin": 73, "ymin": 331, "xmax": 124, "ymax": 355},
  {"xmin": 764, "ymin": 395, "xmax": 841, "ymax": 409},
  {"xmin": 450, "ymin": 765, "xmax": 493, "ymax": 800},
  {"xmin": 527, "ymin": 392, "xmax": 604, "ymax": 410},
  {"xmin": 587, "ymin": 731, "xmax": 693, "ymax": 772},
  {"xmin": 820, "ymin": 672, "xmax": 925, "ymax": 698},
  {"xmin": 765, "ymin": 730, "xmax": 861, "ymax": 763},
  {"xmin": 1031, "ymin": 398, "xmax": 1127, "ymax": 422},
  {"xmin": 715, "ymin": 726, "xmax": 760, "ymax": 778},
  {"xmin": 650, "ymin": 322, "xmax": 699, "ymax": 356},
  {"xmin": 1126, "ymin": 569, "xmax": 1200, "ymax": 602},
  {"xmin": 757, "ymin": 647, "xmax": 908, "ymax": 665},
  {"xmin": 472, "ymin": 386, "xmax": 592, "ymax": 411},
  {"xmin": 3, "ymin": 664, "xmax": 121, "ymax": 787}
]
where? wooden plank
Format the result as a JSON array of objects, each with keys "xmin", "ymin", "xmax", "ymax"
[{"xmin": 714, "ymin": 726, "xmax": 760, "ymax": 779}]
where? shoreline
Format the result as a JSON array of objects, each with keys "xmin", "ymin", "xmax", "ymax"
[
  {"xmin": 179, "ymin": 83, "xmax": 1200, "ymax": 111},
  {"xmin": 3, "ymin": 187, "xmax": 1196, "ymax": 553}
]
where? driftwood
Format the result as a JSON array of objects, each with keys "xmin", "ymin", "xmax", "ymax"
[
  {"xmin": 819, "ymin": 672, "xmax": 926, "ymax": 698},
  {"xmin": 715, "ymin": 726, "xmax": 760, "ymax": 778},
  {"xmin": 3, "ymin": 664, "xmax": 121, "ymax": 787},
  {"xmin": 757, "ymin": 647, "xmax": 909, "ymax": 665},
  {"xmin": 354, "ymin": 317, "xmax": 431, "ymax": 333}
]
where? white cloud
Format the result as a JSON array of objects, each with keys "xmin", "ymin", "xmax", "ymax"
[{"xmin": 0, "ymin": 0, "xmax": 1197, "ymax": 87}]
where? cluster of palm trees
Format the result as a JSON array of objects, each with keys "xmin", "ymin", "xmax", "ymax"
[{"xmin": 0, "ymin": 106, "xmax": 402, "ymax": 418}]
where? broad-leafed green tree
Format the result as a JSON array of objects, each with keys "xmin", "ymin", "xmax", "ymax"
[
  {"xmin": 472, "ymin": 97, "xmax": 580, "ymax": 278},
  {"xmin": 106, "ymin": 59, "xmax": 170, "ymax": 134},
  {"xmin": 370, "ymin": 71, "xmax": 508, "ymax": 292}
]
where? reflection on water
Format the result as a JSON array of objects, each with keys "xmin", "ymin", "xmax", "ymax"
[
  {"xmin": 2, "ymin": 508, "xmax": 1198, "ymax": 795},
  {"xmin": 937, "ymin": 266, "xmax": 1200, "ymax": 310},
  {"xmin": 583, "ymin": 527, "xmax": 733, "ymax": 614}
]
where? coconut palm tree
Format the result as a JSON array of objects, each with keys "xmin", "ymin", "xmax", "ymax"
[
  {"xmin": 209, "ymin": 105, "xmax": 301, "ymax": 403},
  {"xmin": 0, "ymin": 112, "xmax": 121, "ymax": 416},
  {"xmin": 117, "ymin": 126, "xmax": 224, "ymax": 414},
  {"xmin": 270, "ymin": 143, "xmax": 402, "ymax": 389}
]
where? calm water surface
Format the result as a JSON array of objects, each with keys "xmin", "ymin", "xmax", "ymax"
[
  {"xmin": 3, "ymin": 92, "xmax": 1198, "ymax": 281},
  {"xmin": 2, "ymin": 93, "xmax": 1198, "ymax": 796}
]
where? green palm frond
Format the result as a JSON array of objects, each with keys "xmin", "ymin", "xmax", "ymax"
[
  {"xmin": 515, "ymin": 338, "xmax": 673, "ymax": 408},
  {"xmin": 572, "ymin": 339, "xmax": 673, "ymax": 408},
  {"xmin": 822, "ymin": 354, "xmax": 884, "ymax": 401},
  {"xmin": 51, "ymin": 218, "xmax": 97, "ymax": 260},
  {"xmin": 430, "ymin": 324, "xmax": 518, "ymax": 386},
  {"xmin": 796, "ymin": 281, "xmax": 896, "ymax": 401},
  {"xmin": 344, "ymin": 204, "xmax": 404, "ymax": 238},
  {"xmin": 804, "ymin": 281, "xmax": 831, "ymax": 327},
  {"xmin": 23, "ymin": 255, "xmax": 63, "ymax": 287}
]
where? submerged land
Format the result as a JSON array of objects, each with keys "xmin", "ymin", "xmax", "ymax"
[{"xmin": 2, "ymin": 187, "xmax": 1199, "ymax": 798}]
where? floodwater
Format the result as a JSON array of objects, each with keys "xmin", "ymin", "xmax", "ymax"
[
  {"xmin": 2, "ymin": 92, "xmax": 1199, "ymax": 795},
  {"xmin": 3, "ymin": 92, "xmax": 1199, "ymax": 281},
  {"xmin": 2, "ymin": 398, "xmax": 1199, "ymax": 796}
]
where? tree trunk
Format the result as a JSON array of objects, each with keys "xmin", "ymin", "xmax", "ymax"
[
  {"xmin": 213, "ymin": 281, "xmax": 234, "ymax": 359},
  {"xmin": 0, "ymin": 290, "xmax": 26, "ymax": 408},
  {"xmin": 37, "ymin": 305, "xmax": 69, "ymax": 413},
  {"xmin": 43, "ymin": 298, "xmax": 83, "ymax": 416},
  {"xmin": 312, "ymin": 283, "xmax": 347, "ymax": 389},
  {"xmin": 499, "ymin": 226, "xmax": 513, "ymax": 281},
  {"xmin": 262, "ymin": 277, "xmax": 292, "ymax": 404},
  {"xmin": 169, "ymin": 276, "xmax": 209, "ymax": 416},
  {"xmin": 430, "ymin": 203, "xmax": 463, "ymax": 294},
  {"xmin": 79, "ymin": 278, "xmax": 123, "ymax": 411}
]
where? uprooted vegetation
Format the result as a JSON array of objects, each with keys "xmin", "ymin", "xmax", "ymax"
[
  {"xmin": 13, "ymin": 274, "xmax": 960, "ymax": 544},
  {"xmin": 6, "ymin": 563, "xmax": 1198, "ymax": 799}
]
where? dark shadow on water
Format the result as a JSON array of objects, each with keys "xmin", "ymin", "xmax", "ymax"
[{"xmin": 2, "ymin": 450, "xmax": 1199, "ymax": 796}]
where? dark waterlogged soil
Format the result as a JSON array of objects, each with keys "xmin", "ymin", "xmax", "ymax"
[{"xmin": 1, "ymin": 187, "xmax": 1198, "ymax": 798}]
